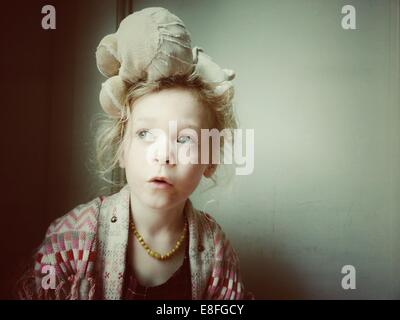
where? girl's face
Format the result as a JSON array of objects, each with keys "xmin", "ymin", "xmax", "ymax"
[{"xmin": 120, "ymin": 87, "xmax": 214, "ymax": 210}]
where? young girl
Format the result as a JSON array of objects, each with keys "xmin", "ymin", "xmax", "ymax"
[{"xmin": 17, "ymin": 7, "xmax": 251, "ymax": 300}]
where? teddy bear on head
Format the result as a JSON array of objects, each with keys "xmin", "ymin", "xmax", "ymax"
[{"xmin": 95, "ymin": 7, "xmax": 235, "ymax": 118}]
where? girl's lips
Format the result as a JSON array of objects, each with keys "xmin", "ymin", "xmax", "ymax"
[
  {"xmin": 148, "ymin": 176, "xmax": 173, "ymax": 188},
  {"xmin": 148, "ymin": 180, "xmax": 173, "ymax": 190}
]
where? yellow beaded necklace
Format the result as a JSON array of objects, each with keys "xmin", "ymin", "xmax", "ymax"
[{"xmin": 129, "ymin": 218, "xmax": 188, "ymax": 261}]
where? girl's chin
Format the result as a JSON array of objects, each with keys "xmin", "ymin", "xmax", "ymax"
[
  {"xmin": 129, "ymin": 183, "xmax": 185, "ymax": 208},
  {"xmin": 145, "ymin": 199, "xmax": 178, "ymax": 211},
  {"xmin": 141, "ymin": 191, "xmax": 179, "ymax": 208}
]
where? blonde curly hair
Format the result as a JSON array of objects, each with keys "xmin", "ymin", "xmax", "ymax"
[{"xmin": 94, "ymin": 73, "xmax": 238, "ymax": 195}]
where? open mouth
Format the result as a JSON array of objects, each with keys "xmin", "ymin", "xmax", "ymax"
[{"xmin": 148, "ymin": 177, "xmax": 173, "ymax": 189}]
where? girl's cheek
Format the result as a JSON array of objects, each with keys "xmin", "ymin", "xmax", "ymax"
[
  {"xmin": 128, "ymin": 140, "xmax": 147, "ymax": 161},
  {"xmin": 182, "ymin": 172, "xmax": 204, "ymax": 194},
  {"xmin": 177, "ymin": 140, "xmax": 203, "ymax": 164},
  {"xmin": 181, "ymin": 164, "xmax": 206, "ymax": 185}
]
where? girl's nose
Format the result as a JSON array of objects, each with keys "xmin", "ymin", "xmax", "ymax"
[
  {"xmin": 155, "ymin": 151, "xmax": 173, "ymax": 165},
  {"xmin": 154, "ymin": 138, "xmax": 176, "ymax": 165}
]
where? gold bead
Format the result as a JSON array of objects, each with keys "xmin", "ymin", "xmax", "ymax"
[{"xmin": 129, "ymin": 216, "xmax": 187, "ymax": 261}]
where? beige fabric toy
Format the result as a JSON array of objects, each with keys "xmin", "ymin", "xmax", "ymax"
[{"xmin": 95, "ymin": 7, "xmax": 235, "ymax": 118}]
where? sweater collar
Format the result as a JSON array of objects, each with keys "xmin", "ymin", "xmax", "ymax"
[{"xmin": 96, "ymin": 184, "xmax": 214, "ymax": 300}]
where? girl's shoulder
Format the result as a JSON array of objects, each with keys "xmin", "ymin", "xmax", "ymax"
[
  {"xmin": 192, "ymin": 208, "xmax": 252, "ymax": 299},
  {"xmin": 192, "ymin": 208, "xmax": 239, "ymax": 261},
  {"xmin": 193, "ymin": 208, "xmax": 227, "ymax": 240},
  {"xmin": 45, "ymin": 196, "xmax": 104, "ymax": 237},
  {"xmin": 19, "ymin": 196, "xmax": 106, "ymax": 299}
]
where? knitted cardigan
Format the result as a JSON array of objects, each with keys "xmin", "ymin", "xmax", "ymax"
[{"xmin": 17, "ymin": 184, "xmax": 249, "ymax": 300}]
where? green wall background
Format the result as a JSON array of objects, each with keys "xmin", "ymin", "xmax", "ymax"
[{"xmin": 131, "ymin": 0, "xmax": 400, "ymax": 299}]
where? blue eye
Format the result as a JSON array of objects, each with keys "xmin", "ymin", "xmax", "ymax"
[
  {"xmin": 137, "ymin": 129, "xmax": 153, "ymax": 141},
  {"xmin": 177, "ymin": 135, "xmax": 192, "ymax": 144},
  {"xmin": 137, "ymin": 129, "xmax": 147, "ymax": 138}
]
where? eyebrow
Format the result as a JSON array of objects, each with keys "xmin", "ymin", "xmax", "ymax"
[{"xmin": 134, "ymin": 117, "xmax": 156, "ymax": 122}]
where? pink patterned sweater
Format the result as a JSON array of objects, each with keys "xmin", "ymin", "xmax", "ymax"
[{"xmin": 17, "ymin": 184, "xmax": 251, "ymax": 300}]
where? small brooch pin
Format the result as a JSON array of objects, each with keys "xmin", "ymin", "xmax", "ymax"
[{"xmin": 111, "ymin": 209, "xmax": 118, "ymax": 223}]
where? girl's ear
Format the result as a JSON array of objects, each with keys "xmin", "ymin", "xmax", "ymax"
[
  {"xmin": 203, "ymin": 164, "xmax": 217, "ymax": 178},
  {"xmin": 118, "ymin": 153, "xmax": 125, "ymax": 169},
  {"xmin": 118, "ymin": 122, "xmax": 131, "ymax": 169},
  {"xmin": 118, "ymin": 137, "xmax": 127, "ymax": 169}
]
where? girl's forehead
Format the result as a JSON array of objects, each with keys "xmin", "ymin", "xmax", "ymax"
[{"xmin": 130, "ymin": 88, "xmax": 209, "ymax": 127}]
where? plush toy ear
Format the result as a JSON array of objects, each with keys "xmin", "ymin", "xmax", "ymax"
[
  {"xmin": 203, "ymin": 164, "xmax": 217, "ymax": 178},
  {"xmin": 191, "ymin": 47, "xmax": 236, "ymax": 95},
  {"xmin": 96, "ymin": 34, "xmax": 120, "ymax": 77},
  {"xmin": 99, "ymin": 75, "xmax": 128, "ymax": 118}
]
